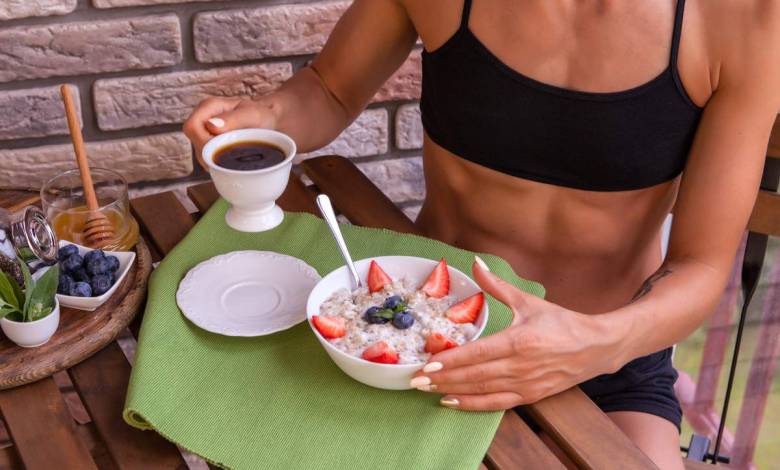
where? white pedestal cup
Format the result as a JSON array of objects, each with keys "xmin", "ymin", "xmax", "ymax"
[{"xmin": 202, "ymin": 129, "xmax": 297, "ymax": 232}]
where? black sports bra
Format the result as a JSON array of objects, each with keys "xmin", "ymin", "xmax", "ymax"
[{"xmin": 420, "ymin": 0, "xmax": 703, "ymax": 191}]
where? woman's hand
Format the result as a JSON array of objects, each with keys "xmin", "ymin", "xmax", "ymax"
[
  {"xmin": 411, "ymin": 257, "xmax": 625, "ymax": 411},
  {"xmin": 183, "ymin": 97, "xmax": 280, "ymax": 169}
]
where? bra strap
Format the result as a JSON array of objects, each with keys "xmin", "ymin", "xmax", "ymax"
[
  {"xmin": 460, "ymin": 0, "xmax": 473, "ymax": 30},
  {"xmin": 669, "ymin": 0, "xmax": 686, "ymax": 66}
]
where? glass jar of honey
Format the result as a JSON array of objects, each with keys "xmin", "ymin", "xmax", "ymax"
[{"xmin": 40, "ymin": 168, "xmax": 139, "ymax": 251}]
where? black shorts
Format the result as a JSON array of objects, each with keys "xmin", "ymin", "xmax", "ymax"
[{"xmin": 516, "ymin": 347, "xmax": 682, "ymax": 432}]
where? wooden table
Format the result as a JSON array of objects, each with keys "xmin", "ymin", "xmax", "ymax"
[{"xmin": 0, "ymin": 156, "xmax": 659, "ymax": 470}]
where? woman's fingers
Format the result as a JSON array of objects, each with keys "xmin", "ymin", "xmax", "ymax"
[
  {"xmin": 439, "ymin": 392, "xmax": 525, "ymax": 411},
  {"xmin": 205, "ymin": 99, "xmax": 277, "ymax": 135},
  {"xmin": 183, "ymin": 97, "xmax": 241, "ymax": 168},
  {"xmin": 424, "ymin": 329, "xmax": 517, "ymax": 371},
  {"xmin": 415, "ymin": 358, "xmax": 513, "ymax": 386},
  {"xmin": 472, "ymin": 256, "xmax": 548, "ymax": 323}
]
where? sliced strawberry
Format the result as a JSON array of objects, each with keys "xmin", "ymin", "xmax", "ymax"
[
  {"xmin": 361, "ymin": 341, "xmax": 399, "ymax": 364},
  {"xmin": 421, "ymin": 258, "xmax": 450, "ymax": 298},
  {"xmin": 445, "ymin": 292, "xmax": 485, "ymax": 324},
  {"xmin": 311, "ymin": 315, "xmax": 346, "ymax": 339},
  {"xmin": 367, "ymin": 260, "xmax": 393, "ymax": 293},
  {"xmin": 424, "ymin": 332, "xmax": 458, "ymax": 354}
]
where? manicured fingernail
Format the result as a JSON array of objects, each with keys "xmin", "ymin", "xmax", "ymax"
[
  {"xmin": 474, "ymin": 255, "xmax": 490, "ymax": 272},
  {"xmin": 416, "ymin": 384, "xmax": 437, "ymax": 392},
  {"xmin": 410, "ymin": 376, "xmax": 431, "ymax": 388},
  {"xmin": 208, "ymin": 117, "xmax": 225, "ymax": 128},
  {"xmin": 440, "ymin": 397, "xmax": 460, "ymax": 408},
  {"xmin": 423, "ymin": 362, "xmax": 443, "ymax": 373}
]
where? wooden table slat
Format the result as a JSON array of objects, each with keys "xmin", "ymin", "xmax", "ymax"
[
  {"xmin": 485, "ymin": 412, "xmax": 567, "ymax": 470},
  {"xmin": 748, "ymin": 190, "xmax": 780, "ymax": 237},
  {"xmin": 68, "ymin": 342, "xmax": 187, "ymax": 470},
  {"xmin": 0, "ymin": 191, "xmax": 40, "ymax": 214},
  {"xmin": 130, "ymin": 192, "xmax": 196, "ymax": 256},
  {"xmin": 528, "ymin": 387, "xmax": 656, "ymax": 470},
  {"xmin": 301, "ymin": 155, "xmax": 418, "ymax": 234},
  {"xmin": 0, "ymin": 378, "xmax": 98, "ymax": 470}
]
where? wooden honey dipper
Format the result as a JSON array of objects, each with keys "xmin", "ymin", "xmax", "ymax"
[{"xmin": 60, "ymin": 85, "xmax": 115, "ymax": 248}]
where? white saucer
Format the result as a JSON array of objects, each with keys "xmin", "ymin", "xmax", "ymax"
[{"xmin": 176, "ymin": 251, "xmax": 321, "ymax": 337}]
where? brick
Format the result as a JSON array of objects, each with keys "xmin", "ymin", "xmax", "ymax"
[
  {"xmin": 94, "ymin": 62, "xmax": 292, "ymax": 131},
  {"xmin": 395, "ymin": 103, "xmax": 422, "ymax": 150},
  {"xmin": 94, "ymin": 0, "xmax": 227, "ymax": 7},
  {"xmin": 0, "ymin": 15, "xmax": 182, "ymax": 83},
  {"xmin": 357, "ymin": 156, "xmax": 425, "ymax": 203},
  {"xmin": 0, "ymin": 85, "xmax": 81, "ymax": 141},
  {"xmin": 194, "ymin": 1, "xmax": 349, "ymax": 63},
  {"xmin": 0, "ymin": 0, "xmax": 76, "ymax": 21},
  {"xmin": 372, "ymin": 50, "xmax": 422, "ymax": 103},
  {"xmin": 0, "ymin": 133, "xmax": 192, "ymax": 189},
  {"xmin": 298, "ymin": 109, "xmax": 388, "ymax": 160}
]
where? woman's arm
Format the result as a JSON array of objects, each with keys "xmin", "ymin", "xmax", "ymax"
[
  {"xmin": 183, "ymin": 0, "xmax": 417, "ymax": 165},
  {"xmin": 602, "ymin": 17, "xmax": 780, "ymax": 367}
]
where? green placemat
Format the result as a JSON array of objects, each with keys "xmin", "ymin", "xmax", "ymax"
[{"xmin": 124, "ymin": 199, "xmax": 545, "ymax": 470}]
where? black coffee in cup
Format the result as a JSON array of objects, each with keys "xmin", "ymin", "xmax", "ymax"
[{"xmin": 214, "ymin": 141, "xmax": 286, "ymax": 171}]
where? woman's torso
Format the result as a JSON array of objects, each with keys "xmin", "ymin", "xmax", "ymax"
[{"xmin": 400, "ymin": 0, "xmax": 713, "ymax": 313}]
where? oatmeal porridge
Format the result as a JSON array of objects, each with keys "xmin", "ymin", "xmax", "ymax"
[{"xmin": 311, "ymin": 259, "xmax": 484, "ymax": 364}]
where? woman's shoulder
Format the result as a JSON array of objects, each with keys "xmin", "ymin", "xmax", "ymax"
[{"xmin": 695, "ymin": 0, "xmax": 780, "ymax": 98}]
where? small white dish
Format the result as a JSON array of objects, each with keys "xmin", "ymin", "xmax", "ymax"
[
  {"xmin": 1, "ymin": 298, "xmax": 60, "ymax": 348},
  {"xmin": 34, "ymin": 241, "xmax": 136, "ymax": 312},
  {"xmin": 306, "ymin": 256, "xmax": 489, "ymax": 390},
  {"xmin": 177, "ymin": 251, "xmax": 321, "ymax": 337}
]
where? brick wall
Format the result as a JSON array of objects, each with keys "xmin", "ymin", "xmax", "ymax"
[{"xmin": 0, "ymin": 0, "xmax": 425, "ymax": 217}]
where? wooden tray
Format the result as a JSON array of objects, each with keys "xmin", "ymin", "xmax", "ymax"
[{"xmin": 0, "ymin": 238, "xmax": 152, "ymax": 389}]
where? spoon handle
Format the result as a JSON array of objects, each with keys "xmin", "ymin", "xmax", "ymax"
[{"xmin": 316, "ymin": 194, "xmax": 361, "ymax": 288}]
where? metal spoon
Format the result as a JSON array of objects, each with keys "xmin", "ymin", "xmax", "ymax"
[{"xmin": 316, "ymin": 194, "xmax": 362, "ymax": 289}]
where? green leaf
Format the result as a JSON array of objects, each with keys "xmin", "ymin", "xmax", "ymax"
[
  {"xmin": 27, "ymin": 265, "xmax": 58, "ymax": 321},
  {"xmin": 0, "ymin": 304, "xmax": 16, "ymax": 320},
  {"xmin": 0, "ymin": 270, "xmax": 21, "ymax": 311},
  {"xmin": 375, "ymin": 308, "xmax": 395, "ymax": 320},
  {"xmin": 18, "ymin": 258, "xmax": 33, "ymax": 322}
]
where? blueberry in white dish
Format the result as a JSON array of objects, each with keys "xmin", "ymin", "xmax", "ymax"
[
  {"xmin": 69, "ymin": 281, "xmax": 92, "ymax": 297},
  {"xmin": 61, "ymin": 253, "xmax": 83, "ymax": 272},
  {"xmin": 106, "ymin": 255, "xmax": 120, "ymax": 273},
  {"xmin": 58, "ymin": 273, "xmax": 73, "ymax": 295},
  {"xmin": 58, "ymin": 244, "xmax": 78, "ymax": 261},
  {"xmin": 90, "ymin": 274, "xmax": 113, "ymax": 296}
]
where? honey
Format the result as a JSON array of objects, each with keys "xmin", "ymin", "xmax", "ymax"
[{"xmin": 52, "ymin": 205, "xmax": 139, "ymax": 251}]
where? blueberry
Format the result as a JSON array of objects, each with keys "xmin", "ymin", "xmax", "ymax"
[
  {"xmin": 383, "ymin": 295, "xmax": 403, "ymax": 310},
  {"xmin": 83, "ymin": 249, "xmax": 105, "ymax": 265},
  {"xmin": 392, "ymin": 311, "xmax": 415, "ymax": 330},
  {"xmin": 61, "ymin": 253, "xmax": 84, "ymax": 272},
  {"xmin": 106, "ymin": 255, "xmax": 120, "ymax": 273},
  {"xmin": 70, "ymin": 267, "xmax": 89, "ymax": 283},
  {"xmin": 57, "ymin": 273, "xmax": 73, "ymax": 295},
  {"xmin": 57, "ymin": 244, "xmax": 78, "ymax": 261},
  {"xmin": 69, "ymin": 281, "xmax": 92, "ymax": 297},
  {"xmin": 86, "ymin": 256, "xmax": 111, "ymax": 276},
  {"xmin": 90, "ymin": 274, "xmax": 113, "ymax": 296},
  {"xmin": 364, "ymin": 306, "xmax": 389, "ymax": 324}
]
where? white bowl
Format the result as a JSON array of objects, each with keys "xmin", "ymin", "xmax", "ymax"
[
  {"xmin": 1, "ymin": 298, "xmax": 60, "ymax": 348},
  {"xmin": 34, "ymin": 241, "xmax": 136, "ymax": 312},
  {"xmin": 306, "ymin": 256, "xmax": 489, "ymax": 390},
  {"xmin": 202, "ymin": 128, "xmax": 297, "ymax": 232}
]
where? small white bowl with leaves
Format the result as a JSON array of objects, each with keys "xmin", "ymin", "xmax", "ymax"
[{"xmin": 0, "ymin": 260, "xmax": 60, "ymax": 348}]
